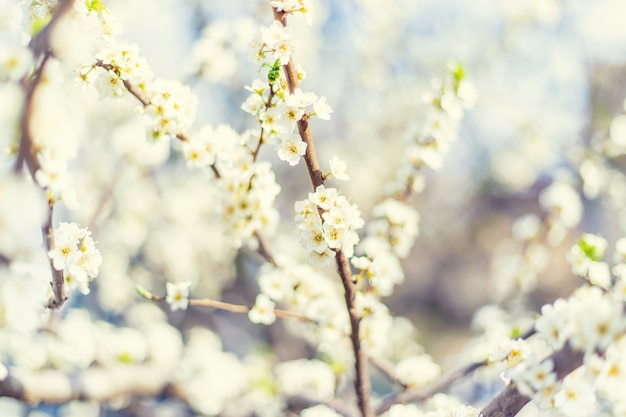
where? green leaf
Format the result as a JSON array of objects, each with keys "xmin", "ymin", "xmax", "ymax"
[
  {"xmin": 448, "ymin": 60, "xmax": 465, "ymax": 82},
  {"xmin": 86, "ymin": 0, "xmax": 108, "ymax": 13},
  {"xmin": 578, "ymin": 238, "xmax": 600, "ymax": 261},
  {"xmin": 510, "ymin": 326, "xmax": 521, "ymax": 339},
  {"xmin": 31, "ymin": 15, "xmax": 52, "ymax": 37}
]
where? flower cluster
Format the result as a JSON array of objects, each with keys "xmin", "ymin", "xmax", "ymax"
[
  {"xmin": 244, "ymin": 20, "xmax": 332, "ymax": 167},
  {"xmin": 142, "ymin": 79, "xmax": 197, "ymax": 141},
  {"xmin": 275, "ymin": 359, "xmax": 335, "ymax": 400},
  {"xmin": 270, "ymin": 0, "xmax": 314, "ymax": 22},
  {"xmin": 89, "ymin": 41, "xmax": 154, "ymax": 97},
  {"xmin": 181, "ymin": 125, "xmax": 281, "ymax": 246},
  {"xmin": 248, "ymin": 293, "xmax": 276, "ymax": 325},
  {"xmin": 295, "ymin": 185, "xmax": 364, "ymax": 264},
  {"xmin": 219, "ymin": 154, "xmax": 281, "ymax": 246},
  {"xmin": 507, "ymin": 357, "xmax": 558, "ymax": 409},
  {"xmin": 48, "ymin": 222, "xmax": 102, "ymax": 295},
  {"xmin": 253, "ymin": 260, "xmax": 427, "ymax": 378},
  {"xmin": 490, "ymin": 179, "xmax": 583, "ymax": 303},
  {"xmin": 84, "ymin": 35, "xmax": 197, "ymax": 144},
  {"xmin": 567, "ymin": 233, "xmax": 611, "ymax": 288},
  {"xmin": 386, "ymin": 61, "xmax": 475, "ymax": 196},
  {"xmin": 241, "ymin": 76, "xmax": 332, "ymax": 166},
  {"xmin": 256, "ymin": 259, "xmax": 350, "ymax": 361},
  {"xmin": 535, "ymin": 286, "xmax": 626, "ymax": 354},
  {"xmin": 394, "ymin": 354, "xmax": 441, "ymax": 388},
  {"xmin": 539, "ymin": 179, "xmax": 583, "ymax": 245},
  {"xmin": 362, "ymin": 199, "xmax": 420, "ymax": 259},
  {"xmin": 351, "ymin": 252, "xmax": 404, "ymax": 297},
  {"xmin": 503, "ymin": 282, "xmax": 626, "ymax": 414},
  {"xmin": 251, "ymin": 21, "xmax": 295, "ymax": 66}
]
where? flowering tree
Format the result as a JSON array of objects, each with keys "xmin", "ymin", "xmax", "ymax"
[{"xmin": 2, "ymin": 1, "xmax": 626, "ymax": 417}]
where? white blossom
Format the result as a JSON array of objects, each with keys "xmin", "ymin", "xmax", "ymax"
[{"xmin": 166, "ymin": 281, "xmax": 191, "ymax": 311}]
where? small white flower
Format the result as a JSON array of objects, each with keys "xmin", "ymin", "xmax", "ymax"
[
  {"xmin": 298, "ymin": 218, "xmax": 328, "ymax": 253},
  {"xmin": 308, "ymin": 247, "xmax": 335, "ymax": 266},
  {"xmin": 351, "ymin": 256, "xmax": 371, "ymax": 270},
  {"xmin": 248, "ymin": 294, "xmax": 276, "ymax": 325},
  {"xmin": 313, "ymin": 96, "xmax": 332, "ymax": 120},
  {"xmin": 311, "ymin": 185, "xmax": 338, "ymax": 210},
  {"xmin": 276, "ymin": 132, "xmax": 307, "ymax": 166},
  {"xmin": 329, "ymin": 156, "xmax": 349, "ymax": 180},
  {"xmin": 553, "ymin": 375, "xmax": 596, "ymax": 417},
  {"xmin": 241, "ymin": 93, "xmax": 265, "ymax": 115},
  {"xmin": 165, "ymin": 281, "xmax": 191, "ymax": 311},
  {"xmin": 0, "ymin": 41, "xmax": 33, "ymax": 81},
  {"xmin": 278, "ymin": 101, "xmax": 305, "ymax": 125},
  {"xmin": 511, "ymin": 214, "xmax": 541, "ymax": 242},
  {"xmin": 587, "ymin": 261, "xmax": 611, "ymax": 289},
  {"xmin": 286, "ymin": 88, "xmax": 317, "ymax": 109},
  {"xmin": 322, "ymin": 223, "xmax": 345, "ymax": 249},
  {"xmin": 539, "ymin": 181, "xmax": 582, "ymax": 229},
  {"xmin": 394, "ymin": 354, "xmax": 441, "ymax": 388},
  {"xmin": 614, "ymin": 237, "xmax": 626, "ymax": 264}
]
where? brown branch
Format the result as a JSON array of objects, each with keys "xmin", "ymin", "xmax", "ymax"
[
  {"xmin": 255, "ymin": 230, "xmax": 277, "ymax": 266},
  {"xmin": 480, "ymin": 343, "xmax": 585, "ymax": 417},
  {"xmin": 272, "ymin": 9, "xmax": 371, "ymax": 417},
  {"xmin": 18, "ymin": 0, "xmax": 76, "ymax": 148},
  {"xmin": 251, "ymin": 83, "xmax": 277, "ymax": 160},
  {"xmin": 369, "ymin": 355, "xmax": 406, "ymax": 388},
  {"xmin": 272, "ymin": 11, "xmax": 325, "ymax": 190},
  {"xmin": 15, "ymin": 53, "xmax": 66, "ymax": 308},
  {"xmin": 136, "ymin": 285, "xmax": 310, "ymax": 322},
  {"xmin": 44, "ymin": 203, "xmax": 66, "ymax": 309},
  {"xmin": 15, "ymin": 51, "xmax": 51, "ymax": 176},
  {"xmin": 13, "ymin": 0, "xmax": 78, "ymax": 309}
]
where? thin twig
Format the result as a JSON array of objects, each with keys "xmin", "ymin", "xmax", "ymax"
[
  {"xmin": 252, "ymin": 83, "xmax": 275, "ymax": 160},
  {"xmin": 44, "ymin": 202, "xmax": 66, "ymax": 309},
  {"xmin": 368, "ymin": 355, "xmax": 407, "ymax": 389},
  {"xmin": 136, "ymin": 285, "xmax": 310, "ymax": 322},
  {"xmin": 255, "ymin": 230, "xmax": 277, "ymax": 266},
  {"xmin": 272, "ymin": 9, "xmax": 372, "ymax": 417},
  {"xmin": 375, "ymin": 360, "xmax": 488, "ymax": 415}
]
